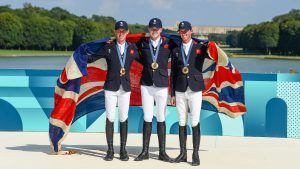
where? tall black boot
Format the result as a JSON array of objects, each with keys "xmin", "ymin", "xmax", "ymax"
[
  {"xmin": 134, "ymin": 121, "xmax": 152, "ymax": 161},
  {"xmin": 157, "ymin": 122, "xmax": 173, "ymax": 162},
  {"xmin": 104, "ymin": 118, "xmax": 114, "ymax": 161},
  {"xmin": 120, "ymin": 119, "xmax": 129, "ymax": 161},
  {"xmin": 192, "ymin": 123, "xmax": 200, "ymax": 166},
  {"xmin": 174, "ymin": 125, "xmax": 187, "ymax": 163}
]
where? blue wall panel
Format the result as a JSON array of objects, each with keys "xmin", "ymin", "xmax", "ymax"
[{"xmin": 0, "ymin": 69, "xmax": 299, "ymax": 138}]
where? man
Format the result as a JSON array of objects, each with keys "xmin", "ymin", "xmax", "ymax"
[
  {"xmin": 170, "ymin": 21, "xmax": 208, "ymax": 166},
  {"xmin": 91, "ymin": 21, "xmax": 139, "ymax": 161},
  {"xmin": 134, "ymin": 18, "xmax": 175, "ymax": 162}
]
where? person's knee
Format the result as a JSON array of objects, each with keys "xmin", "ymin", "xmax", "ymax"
[
  {"xmin": 179, "ymin": 119, "xmax": 188, "ymax": 126},
  {"xmin": 144, "ymin": 114, "xmax": 153, "ymax": 122},
  {"xmin": 191, "ymin": 119, "xmax": 200, "ymax": 127},
  {"xmin": 156, "ymin": 112, "xmax": 166, "ymax": 122},
  {"xmin": 107, "ymin": 115, "xmax": 115, "ymax": 122},
  {"xmin": 119, "ymin": 113, "xmax": 128, "ymax": 122}
]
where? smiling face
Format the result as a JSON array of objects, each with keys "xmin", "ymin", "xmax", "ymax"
[
  {"xmin": 179, "ymin": 29, "xmax": 193, "ymax": 44},
  {"xmin": 115, "ymin": 29, "xmax": 129, "ymax": 44},
  {"xmin": 148, "ymin": 27, "xmax": 162, "ymax": 41}
]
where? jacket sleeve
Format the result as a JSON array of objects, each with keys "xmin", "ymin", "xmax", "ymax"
[
  {"xmin": 170, "ymin": 48, "xmax": 178, "ymax": 97},
  {"xmin": 87, "ymin": 45, "xmax": 108, "ymax": 63},
  {"xmin": 201, "ymin": 41, "xmax": 213, "ymax": 60}
]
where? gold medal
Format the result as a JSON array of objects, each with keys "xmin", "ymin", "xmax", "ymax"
[
  {"xmin": 182, "ymin": 67, "xmax": 189, "ymax": 74},
  {"xmin": 120, "ymin": 68, "xmax": 126, "ymax": 76},
  {"xmin": 151, "ymin": 62, "xmax": 159, "ymax": 70}
]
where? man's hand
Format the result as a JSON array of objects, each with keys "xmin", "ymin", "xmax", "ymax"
[{"xmin": 170, "ymin": 96, "xmax": 176, "ymax": 106}]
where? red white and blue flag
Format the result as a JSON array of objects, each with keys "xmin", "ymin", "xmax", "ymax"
[{"xmin": 49, "ymin": 33, "xmax": 246, "ymax": 154}]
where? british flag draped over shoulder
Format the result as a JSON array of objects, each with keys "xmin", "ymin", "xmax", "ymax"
[{"xmin": 49, "ymin": 33, "xmax": 246, "ymax": 154}]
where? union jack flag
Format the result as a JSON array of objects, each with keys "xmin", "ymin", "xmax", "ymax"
[{"xmin": 49, "ymin": 33, "xmax": 246, "ymax": 154}]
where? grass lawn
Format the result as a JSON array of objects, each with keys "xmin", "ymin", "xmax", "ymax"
[{"xmin": 0, "ymin": 50, "xmax": 73, "ymax": 57}]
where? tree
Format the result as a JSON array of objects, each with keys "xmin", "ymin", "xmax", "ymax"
[
  {"xmin": 239, "ymin": 24, "xmax": 259, "ymax": 50},
  {"xmin": 0, "ymin": 12, "xmax": 23, "ymax": 49},
  {"xmin": 128, "ymin": 24, "xmax": 147, "ymax": 33},
  {"xmin": 256, "ymin": 22, "xmax": 279, "ymax": 55},
  {"xmin": 56, "ymin": 20, "xmax": 76, "ymax": 51},
  {"xmin": 50, "ymin": 7, "xmax": 78, "ymax": 21},
  {"xmin": 92, "ymin": 15, "xmax": 115, "ymax": 36},
  {"xmin": 22, "ymin": 15, "xmax": 58, "ymax": 50},
  {"xmin": 273, "ymin": 9, "xmax": 300, "ymax": 24},
  {"xmin": 278, "ymin": 20, "xmax": 300, "ymax": 55},
  {"xmin": 73, "ymin": 19, "xmax": 103, "ymax": 48},
  {"xmin": 226, "ymin": 31, "xmax": 240, "ymax": 47},
  {"xmin": 0, "ymin": 5, "xmax": 12, "ymax": 13},
  {"xmin": 208, "ymin": 33, "xmax": 227, "ymax": 45}
]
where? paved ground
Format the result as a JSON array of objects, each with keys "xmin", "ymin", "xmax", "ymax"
[{"xmin": 0, "ymin": 132, "xmax": 299, "ymax": 169}]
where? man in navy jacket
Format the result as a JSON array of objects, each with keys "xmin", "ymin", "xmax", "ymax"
[
  {"xmin": 91, "ymin": 20, "xmax": 139, "ymax": 161},
  {"xmin": 134, "ymin": 18, "xmax": 175, "ymax": 162}
]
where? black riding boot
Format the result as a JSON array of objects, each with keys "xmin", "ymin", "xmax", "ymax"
[
  {"xmin": 174, "ymin": 125, "xmax": 187, "ymax": 163},
  {"xmin": 192, "ymin": 123, "xmax": 200, "ymax": 166},
  {"xmin": 157, "ymin": 122, "xmax": 173, "ymax": 162},
  {"xmin": 120, "ymin": 120, "xmax": 129, "ymax": 161},
  {"xmin": 104, "ymin": 118, "xmax": 114, "ymax": 161},
  {"xmin": 134, "ymin": 121, "xmax": 152, "ymax": 161}
]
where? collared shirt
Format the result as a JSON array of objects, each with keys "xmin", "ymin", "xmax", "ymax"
[
  {"xmin": 117, "ymin": 42, "xmax": 126, "ymax": 56},
  {"xmin": 150, "ymin": 37, "xmax": 161, "ymax": 49},
  {"xmin": 182, "ymin": 39, "xmax": 193, "ymax": 56}
]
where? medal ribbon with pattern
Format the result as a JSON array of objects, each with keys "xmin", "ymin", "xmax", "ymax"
[
  {"xmin": 149, "ymin": 38, "xmax": 162, "ymax": 70},
  {"xmin": 116, "ymin": 42, "xmax": 128, "ymax": 76},
  {"xmin": 181, "ymin": 42, "xmax": 193, "ymax": 74}
]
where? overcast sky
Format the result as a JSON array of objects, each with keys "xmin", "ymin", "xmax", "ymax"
[{"xmin": 1, "ymin": 0, "xmax": 299, "ymax": 26}]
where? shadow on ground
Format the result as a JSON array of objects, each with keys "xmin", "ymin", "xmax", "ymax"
[{"xmin": 6, "ymin": 144, "xmax": 207, "ymax": 160}]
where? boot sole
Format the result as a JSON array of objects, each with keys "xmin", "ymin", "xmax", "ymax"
[
  {"xmin": 134, "ymin": 157, "xmax": 149, "ymax": 161},
  {"xmin": 120, "ymin": 158, "xmax": 129, "ymax": 161},
  {"xmin": 192, "ymin": 163, "xmax": 200, "ymax": 166},
  {"xmin": 174, "ymin": 158, "xmax": 187, "ymax": 163},
  {"xmin": 104, "ymin": 158, "xmax": 114, "ymax": 161}
]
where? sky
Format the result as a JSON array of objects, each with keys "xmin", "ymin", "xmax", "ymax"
[{"xmin": 0, "ymin": 0, "xmax": 299, "ymax": 27}]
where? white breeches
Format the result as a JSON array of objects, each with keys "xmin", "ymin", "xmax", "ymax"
[
  {"xmin": 175, "ymin": 88, "xmax": 202, "ymax": 127},
  {"xmin": 105, "ymin": 87, "xmax": 131, "ymax": 122},
  {"xmin": 141, "ymin": 85, "xmax": 168, "ymax": 122}
]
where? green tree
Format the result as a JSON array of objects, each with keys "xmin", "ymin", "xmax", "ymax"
[
  {"xmin": 22, "ymin": 15, "xmax": 58, "ymax": 50},
  {"xmin": 278, "ymin": 20, "xmax": 300, "ymax": 55},
  {"xmin": 273, "ymin": 9, "xmax": 300, "ymax": 24},
  {"xmin": 208, "ymin": 33, "xmax": 227, "ymax": 45},
  {"xmin": 50, "ymin": 7, "xmax": 75, "ymax": 21},
  {"xmin": 256, "ymin": 22, "xmax": 279, "ymax": 55},
  {"xmin": 0, "ymin": 5, "xmax": 12, "ymax": 13},
  {"xmin": 0, "ymin": 12, "xmax": 23, "ymax": 49},
  {"xmin": 92, "ymin": 15, "xmax": 115, "ymax": 36},
  {"xmin": 73, "ymin": 19, "xmax": 103, "ymax": 48},
  {"xmin": 239, "ymin": 24, "xmax": 259, "ymax": 50},
  {"xmin": 226, "ymin": 31, "xmax": 240, "ymax": 47},
  {"xmin": 56, "ymin": 20, "xmax": 76, "ymax": 51},
  {"xmin": 128, "ymin": 24, "xmax": 147, "ymax": 33}
]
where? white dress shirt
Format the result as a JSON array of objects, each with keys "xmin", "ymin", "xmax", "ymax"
[
  {"xmin": 182, "ymin": 39, "xmax": 193, "ymax": 56},
  {"xmin": 150, "ymin": 37, "xmax": 161, "ymax": 48},
  {"xmin": 117, "ymin": 42, "xmax": 126, "ymax": 56}
]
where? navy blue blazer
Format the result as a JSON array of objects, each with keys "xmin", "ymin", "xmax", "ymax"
[
  {"xmin": 171, "ymin": 40, "xmax": 210, "ymax": 96},
  {"xmin": 89, "ymin": 41, "xmax": 139, "ymax": 92},
  {"xmin": 136, "ymin": 37, "xmax": 177, "ymax": 87}
]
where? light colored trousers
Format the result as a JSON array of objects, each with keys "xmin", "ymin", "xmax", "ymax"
[
  {"xmin": 175, "ymin": 88, "xmax": 202, "ymax": 127},
  {"xmin": 141, "ymin": 85, "xmax": 168, "ymax": 122},
  {"xmin": 104, "ymin": 87, "xmax": 131, "ymax": 122}
]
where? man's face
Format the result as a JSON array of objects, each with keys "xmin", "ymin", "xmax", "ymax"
[
  {"xmin": 148, "ymin": 27, "xmax": 162, "ymax": 40},
  {"xmin": 179, "ymin": 29, "xmax": 192, "ymax": 43},
  {"xmin": 115, "ymin": 29, "xmax": 129, "ymax": 42}
]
